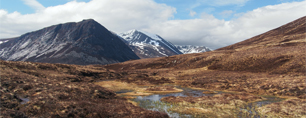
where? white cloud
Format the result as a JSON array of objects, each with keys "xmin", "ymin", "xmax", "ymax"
[
  {"xmin": 189, "ymin": 10, "xmax": 197, "ymax": 17},
  {"xmin": 219, "ymin": 10, "xmax": 234, "ymax": 18},
  {"xmin": 198, "ymin": 0, "xmax": 250, "ymax": 6},
  {"xmin": 0, "ymin": 0, "xmax": 176, "ymax": 38},
  {"xmin": 0, "ymin": 0, "xmax": 305, "ymax": 50},
  {"xmin": 145, "ymin": 1, "xmax": 306, "ymax": 49},
  {"xmin": 22, "ymin": 0, "xmax": 45, "ymax": 11}
]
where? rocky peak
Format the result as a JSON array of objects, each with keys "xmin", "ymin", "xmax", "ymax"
[
  {"xmin": 118, "ymin": 30, "xmax": 182, "ymax": 58},
  {"xmin": 0, "ymin": 19, "xmax": 139, "ymax": 65}
]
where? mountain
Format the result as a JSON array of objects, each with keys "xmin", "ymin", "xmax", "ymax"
[
  {"xmin": 0, "ymin": 19, "xmax": 139, "ymax": 65},
  {"xmin": 118, "ymin": 29, "xmax": 182, "ymax": 58},
  {"xmin": 108, "ymin": 16, "xmax": 306, "ymax": 74},
  {"xmin": 105, "ymin": 16, "xmax": 306, "ymax": 103},
  {"xmin": 175, "ymin": 45, "xmax": 211, "ymax": 54}
]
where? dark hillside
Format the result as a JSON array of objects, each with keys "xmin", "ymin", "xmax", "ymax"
[{"xmin": 0, "ymin": 19, "xmax": 139, "ymax": 65}]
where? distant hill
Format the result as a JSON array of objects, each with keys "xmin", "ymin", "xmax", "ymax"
[{"xmin": 0, "ymin": 19, "xmax": 139, "ymax": 65}]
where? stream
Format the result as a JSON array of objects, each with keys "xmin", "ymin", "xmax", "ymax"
[{"xmin": 117, "ymin": 87, "xmax": 284, "ymax": 118}]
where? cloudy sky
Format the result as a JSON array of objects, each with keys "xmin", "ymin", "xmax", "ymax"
[{"xmin": 0, "ymin": 0, "xmax": 305, "ymax": 49}]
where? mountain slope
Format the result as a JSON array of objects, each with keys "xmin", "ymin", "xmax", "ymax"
[
  {"xmin": 175, "ymin": 45, "xmax": 211, "ymax": 54},
  {"xmin": 218, "ymin": 16, "xmax": 306, "ymax": 51},
  {"xmin": 106, "ymin": 16, "xmax": 306, "ymax": 75},
  {"xmin": 118, "ymin": 30, "xmax": 182, "ymax": 58},
  {"xmin": 0, "ymin": 19, "xmax": 139, "ymax": 65},
  {"xmin": 103, "ymin": 16, "xmax": 306, "ymax": 101}
]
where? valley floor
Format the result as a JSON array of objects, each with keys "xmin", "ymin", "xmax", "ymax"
[
  {"xmin": 98, "ymin": 66, "xmax": 306, "ymax": 117},
  {"xmin": 0, "ymin": 60, "xmax": 168, "ymax": 118},
  {"xmin": 2, "ymin": 16, "xmax": 305, "ymax": 118},
  {"xmin": 1, "ymin": 59, "xmax": 305, "ymax": 117}
]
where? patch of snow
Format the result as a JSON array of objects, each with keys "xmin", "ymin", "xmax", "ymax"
[
  {"xmin": 118, "ymin": 29, "xmax": 140, "ymax": 42},
  {"xmin": 36, "ymin": 43, "xmax": 67, "ymax": 58},
  {"xmin": 8, "ymin": 44, "xmax": 39, "ymax": 60},
  {"xmin": 40, "ymin": 31, "xmax": 53, "ymax": 42},
  {"xmin": 175, "ymin": 45, "xmax": 211, "ymax": 54},
  {"xmin": 149, "ymin": 40, "xmax": 159, "ymax": 46},
  {"xmin": 119, "ymin": 29, "xmax": 184, "ymax": 56},
  {"xmin": 0, "ymin": 40, "xmax": 9, "ymax": 44},
  {"xmin": 132, "ymin": 42, "xmax": 146, "ymax": 50},
  {"xmin": 152, "ymin": 46, "xmax": 168, "ymax": 56},
  {"xmin": 20, "ymin": 40, "xmax": 30, "ymax": 49},
  {"xmin": 139, "ymin": 30, "xmax": 162, "ymax": 41},
  {"xmin": 158, "ymin": 40, "xmax": 181, "ymax": 54}
]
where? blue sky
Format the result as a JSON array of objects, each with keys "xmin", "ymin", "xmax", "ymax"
[
  {"xmin": 0, "ymin": 0, "xmax": 305, "ymax": 49},
  {"xmin": 1, "ymin": 0, "xmax": 303, "ymax": 20},
  {"xmin": 0, "ymin": 0, "xmax": 89, "ymax": 14},
  {"xmin": 155, "ymin": 0, "xmax": 305, "ymax": 20}
]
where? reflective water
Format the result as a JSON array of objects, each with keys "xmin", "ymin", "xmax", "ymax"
[
  {"xmin": 254, "ymin": 96, "xmax": 284, "ymax": 107},
  {"xmin": 134, "ymin": 87, "xmax": 222, "ymax": 101},
  {"xmin": 118, "ymin": 87, "xmax": 284, "ymax": 118},
  {"xmin": 20, "ymin": 97, "xmax": 30, "ymax": 104},
  {"xmin": 131, "ymin": 87, "xmax": 222, "ymax": 118}
]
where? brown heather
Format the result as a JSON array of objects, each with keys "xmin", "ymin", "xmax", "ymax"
[
  {"xmin": 104, "ymin": 16, "xmax": 306, "ymax": 96},
  {"xmin": 1, "ymin": 16, "xmax": 305, "ymax": 117},
  {"xmin": 0, "ymin": 60, "xmax": 168, "ymax": 118},
  {"xmin": 103, "ymin": 16, "xmax": 306, "ymax": 117}
]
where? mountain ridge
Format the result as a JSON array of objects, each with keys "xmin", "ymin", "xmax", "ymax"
[
  {"xmin": 0, "ymin": 19, "xmax": 140, "ymax": 65},
  {"xmin": 105, "ymin": 16, "xmax": 306, "ymax": 75},
  {"xmin": 118, "ymin": 29, "xmax": 182, "ymax": 58},
  {"xmin": 218, "ymin": 16, "xmax": 306, "ymax": 51}
]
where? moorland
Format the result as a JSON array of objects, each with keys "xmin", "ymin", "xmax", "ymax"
[{"xmin": 1, "ymin": 16, "xmax": 305, "ymax": 117}]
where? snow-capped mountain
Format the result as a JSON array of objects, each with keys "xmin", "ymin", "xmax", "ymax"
[
  {"xmin": 118, "ymin": 29, "xmax": 182, "ymax": 58},
  {"xmin": 175, "ymin": 45, "xmax": 211, "ymax": 54},
  {"xmin": 0, "ymin": 19, "xmax": 139, "ymax": 65}
]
